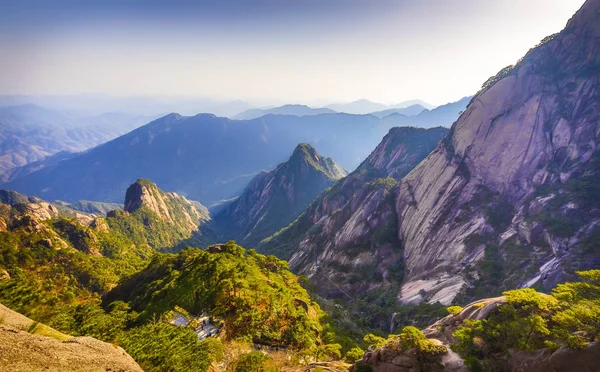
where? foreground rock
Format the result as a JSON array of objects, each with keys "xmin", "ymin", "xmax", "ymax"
[{"xmin": 0, "ymin": 304, "xmax": 143, "ymax": 372}]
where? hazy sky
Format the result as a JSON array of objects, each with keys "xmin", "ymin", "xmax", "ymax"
[{"xmin": 0, "ymin": 0, "xmax": 586, "ymax": 106}]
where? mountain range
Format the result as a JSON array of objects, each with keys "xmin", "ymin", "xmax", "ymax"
[
  {"xmin": 233, "ymin": 104, "xmax": 337, "ymax": 120},
  {"xmin": 326, "ymin": 99, "xmax": 435, "ymax": 114},
  {"xmin": 0, "ymin": 102, "xmax": 464, "ymax": 205},
  {"xmin": 0, "ymin": 104, "xmax": 155, "ymax": 178},
  {"xmin": 257, "ymin": 0, "xmax": 600, "ymax": 308}
]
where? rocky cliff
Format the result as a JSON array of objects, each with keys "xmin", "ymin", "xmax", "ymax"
[
  {"xmin": 258, "ymin": 127, "xmax": 448, "ymax": 299},
  {"xmin": 213, "ymin": 143, "xmax": 346, "ymax": 247},
  {"xmin": 393, "ymin": 0, "xmax": 600, "ymax": 304},
  {"xmin": 125, "ymin": 178, "xmax": 209, "ymax": 232},
  {"xmin": 262, "ymin": 0, "xmax": 600, "ymax": 307},
  {"xmin": 121, "ymin": 178, "xmax": 214, "ymax": 250}
]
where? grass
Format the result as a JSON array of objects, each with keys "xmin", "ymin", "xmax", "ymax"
[{"xmin": 28, "ymin": 321, "xmax": 71, "ymax": 341}]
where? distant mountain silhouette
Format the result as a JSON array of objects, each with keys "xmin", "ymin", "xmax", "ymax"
[
  {"xmin": 368, "ymin": 104, "xmax": 426, "ymax": 118},
  {"xmin": 381, "ymin": 96, "xmax": 472, "ymax": 128},
  {"xmin": 326, "ymin": 99, "xmax": 435, "ymax": 115},
  {"xmin": 233, "ymin": 104, "xmax": 337, "ymax": 120}
]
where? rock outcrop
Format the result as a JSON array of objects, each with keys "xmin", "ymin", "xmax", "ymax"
[
  {"xmin": 263, "ymin": 0, "xmax": 600, "ymax": 305},
  {"xmin": 0, "ymin": 303, "xmax": 143, "ymax": 372},
  {"xmin": 124, "ymin": 178, "xmax": 211, "ymax": 234},
  {"xmin": 213, "ymin": 143, "xmax": 346, "ymax": 247}
]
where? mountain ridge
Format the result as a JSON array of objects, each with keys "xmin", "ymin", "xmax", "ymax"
[{"xmin": 213, "ymin": 143, "xmax": 346, "ymax": 247}]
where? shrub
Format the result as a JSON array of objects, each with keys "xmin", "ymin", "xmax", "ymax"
[
  {"xmin": 234, "ymin": 351, "xmax": 270, "ymax": 372},
  {"xmin": 446, "ymin": 306, "xmax": 463, "ymax": 315},
  {"xmin": 344, "ymin": 347, "xmax": 365, "ymax": 363}
]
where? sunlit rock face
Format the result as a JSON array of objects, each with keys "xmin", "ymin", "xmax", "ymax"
[
  {"xmin": 258, "ymin": 127, "xmax": 449, "ymax": 298},
  {"xmin": 395, "ymin": 0, "xmax": 600, "ymax": 304},
  {"xmin": 262, "ymin": 0, "xmax": 600, "ymax": 306}
]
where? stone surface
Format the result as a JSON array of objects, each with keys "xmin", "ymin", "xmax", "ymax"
[{"xmin": 0, "ymin": 303, "xmax": 143, "ymax": 372}]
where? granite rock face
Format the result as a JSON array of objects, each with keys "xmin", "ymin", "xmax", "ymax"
[
  {"xmin": 124, "ymin": 178, "xmax": 210, "ymax": 235},
  {"xmin": 394, "ymin": 0, "xmax": 600, "ymax": 304}
]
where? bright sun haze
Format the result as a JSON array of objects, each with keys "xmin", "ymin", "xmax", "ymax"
[{"xmin": 0, "ymin": 0, "xmax": 585, "ymax": 106}]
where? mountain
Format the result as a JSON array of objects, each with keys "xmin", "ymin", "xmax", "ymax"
[
  {"xmin": 213, "ymin": 143, "xmax": 347, "ymax": 247},
  {"xmin": 0, "ymin": 94, "xmax": 253, "ymax": 118},
  {"xmin": 258, "ymin": 127, "xmax": 449, "ymax": 306},
  {"xmin": 380, "ymin": 97, "xmax": 472, "ymax": 128},
  {"xmin": 264, "ymin": 0, "xmax": 600, "ymax": 307},
  {"xmin": 116, "ymin": 178, "xmax": 214, "ymax": 250},
  {"xmin": 368, "ymin": 104, "xmax": 427, "ymax": 119},
  {"xmin": 0, "ymin": 104, "xmax": 154, "ymax": 177},
  {"xmin": 54, "ymin": 200, "xmax": 122, "ymax": 215},
  {"xmin": 395, "ymin": 99, "xmax": 436, "ymax": 110},
  {"xmin": 1, "ymin": 107, "xmax": 467, "ymax": 206},
  {"xmin": 327, "ymin": 99, "xmax": 436, "ymax": 115},
  {"xmin": 233, "ymin": 104, "xmax": 337, "ymax": 120},
  {"xmin": 0, "ymin": 113, "xmax": 377, "ymax": 205},
  {"xmin": 326, "ymin": 99, "xmax": 389, "ymax": 114}
]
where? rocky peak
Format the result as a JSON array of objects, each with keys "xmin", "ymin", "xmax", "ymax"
[
  {"xmin": 124, "ymin": 178, "xmax": 206, "ymax": 233},
  {"xmin": 213, "ymin": 144, "xmax": 347, "ymax": 247},
  {"xmin": 288, "ymin": 143, "xmax": 347, "ymax": 180},
  {"xmin": 261, "ymin": 0, "xmax": 600, "ymax": 307}
]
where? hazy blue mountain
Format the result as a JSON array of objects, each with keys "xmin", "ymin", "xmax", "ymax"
[
  {"xmin": 233, "ymin": 104, "xmax": 337, "ymax": 120},
  {"xmin": 326, "ymin": 99, "xmax": 435, "ymax": 115},
  {"xmin": 1, "ymin": 113, "xmax": 386, "ymax": 205},
  {"xmin": 368, "ymin": 104, "xmax": 426, "ymax": 118},
  {"xmin": 0, "ymin": 94, "xmax": 253, "ymax": 118},
  {"xmin": 394, "ymin": 99, "xmax": 436, "ymax": 110},
  {"xmin": 0, "ymin": 104, "xmax": 155, "ymax": 177},
  {"xmin": 213, "ymin": 143, "xmax": 346, "ymax": 247},
  {"xmin": 381, "ymin": 96, "xmax": 472, "ymax": 128},
  {"xmin": 326, "ymin": 99, "xmax": 389, "ymax": 114},
  {"xmin": 1, "ymin": 97, "xmax": 465, "ymax": 206}
]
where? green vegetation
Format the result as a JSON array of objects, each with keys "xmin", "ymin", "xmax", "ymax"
[
  {"xmin": 344, "ymin": 347, "xmax": 365, "ymax": 363},
  {"xmin": 119, "ymin": 321, "xmax": 221, "ymax": 372},
  {"xmin": 0, "ymin": 194, "xmax": 359, "ymax": 371},
  {"xmin": 106, "ymin": 242, "xmax": 323, "ymax": 349},
  {"xmin": 446, "ymin": 306, "xmax": 463, "ymax": 315},
  {"xmin": 364, "ymin": 326, "xmax": 446, "ymax": 364},
  {"xmin": 233, "ymin": 351, "xmax": 271, "ymax": 372},
  {"xmin": 452, "ymin": 271, "xmax": 600, "ymax": 370}
]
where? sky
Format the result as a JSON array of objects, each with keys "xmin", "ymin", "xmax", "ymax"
[{"xmin": 0, "ymin": 0, "xmax": 587, "ymax": 107}]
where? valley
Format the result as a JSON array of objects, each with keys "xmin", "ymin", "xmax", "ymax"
[{"xmin": 0, "ymin": 0, "xmax": 599, "ymax": 371}]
